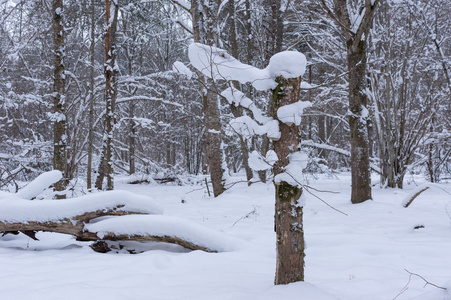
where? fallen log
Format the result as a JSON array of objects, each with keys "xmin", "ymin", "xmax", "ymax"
[{"xmin": 0, "ymin": 190, "xmax": 240, "ymax": 253}]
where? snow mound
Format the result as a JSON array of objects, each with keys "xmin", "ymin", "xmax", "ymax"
[
  {"xmin": 0, "ymin": 190, "xmax": 163, "ymax": 223},
  {"xmin": 172, "ymin": 61, "xmax": 193, "ymax": 79},
  {"xmin": 267, "ymin": 51, "xmax": 307, "ymax": 79},
  {"xmin": 248, "ymin": 150, "xmax": 278, "ymax": 171},
  {"xmin": 16, "ymin": 170, "xmax": 62, "ymax": 199},
  {"xmin": 86, "ymin": 214, "xmax": 244, "ymax": 252},
  {"xmin": 277, "ymin": 100, "xmax": 311, "ymax": 126}
]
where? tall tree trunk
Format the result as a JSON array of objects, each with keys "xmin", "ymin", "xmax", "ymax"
[
  {"xmin": 191, "ymin": 0, "xmax": 226, "ymax": 197},
  {"xmin": 348, "ymin": 40, "xmax": 372, "ymax": 203},
  {"xmin": 318, "ymin": 0, "xmax": 379, "ymax": 203},
  {"xmin": 228, "ymin": 0, "xmax": 253, "ymax": 184},
  {"xmin": 273, "ymin": 75, "xmax": 305, "ymax": 284},
  {"xmin": 87, "ymin": 0, "xmax": 95, "ymax": 190},
  {"xmin": 52, "ymin": 0, "xmax": 67, "ymax": 199},
  {"xmin": 95, "ymin": 0, "xmax": 119, "ymax": 190}
]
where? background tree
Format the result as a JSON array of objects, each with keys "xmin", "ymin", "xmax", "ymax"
[{"xmin": 318, "ymin": 0, "xmax": 379, "ymax": 203}]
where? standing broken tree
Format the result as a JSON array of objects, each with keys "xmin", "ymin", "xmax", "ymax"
[{"xmin": 186, "ymin": 44, "xmax": 309, "ymax": 284}]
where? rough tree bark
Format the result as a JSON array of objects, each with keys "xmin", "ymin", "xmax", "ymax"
[
  {"xmin": 272, "ymin": 76, "xmax": 305, "ymax": 284},
  {"xmin": 318, "ymin": 0, "xmax": 379, "ymax": 203},
  {"xmin": 191, "ymin": 0, "xmax": 226, "ymax": 197},
  {"xmin": 52, "ymin": 0, "xmax": 67, "ymax": 199},
  {"xmin": 348, "ymin": 39, "xmax": 372, "ymax": 202},
  {"xmin": 95, "ymin": 0, "xmax": 119, "ymax": 191}
]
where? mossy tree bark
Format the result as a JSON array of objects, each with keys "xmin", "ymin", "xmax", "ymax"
[{"xmin": 272, "ymin": 76, "xmax": 305, "ymax": 284}]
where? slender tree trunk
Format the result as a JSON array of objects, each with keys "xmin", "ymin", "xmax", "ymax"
[
  {"xmin": 95, "ymin": 0, "xmax": 119, "ymax": 190},
  {"xmin": 129, "ymin": 101, "xmax": 136, "ymax": 175},
  {"xmin": 272, "ymin": 76, "xmax": 305, "ymax": 284},
  {"xmin": 228, "ymin": 0, "xmax": 253, "ymax": 184},
  {"xmin": 87, "ymin": 0, "xmax": 95, "ymax": 190},
  {"xmin": 191, "ymin": 0, "xmax": 226, "ymax": 197},
  {"xmin": 52, "ymin": 0, "xmax": 67, "ymax": 199}
]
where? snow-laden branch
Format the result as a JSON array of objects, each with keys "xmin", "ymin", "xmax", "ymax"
[{"xmin": 187, "ymin": 43, "xmax": 307, "ymax": 90}]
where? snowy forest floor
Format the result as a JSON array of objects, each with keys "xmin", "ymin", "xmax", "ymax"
[{"xmin": 1, "ymin": 173, "xmax": 450, "ymax": 300}]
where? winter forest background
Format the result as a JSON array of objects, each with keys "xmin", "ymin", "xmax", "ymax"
[
  {"xmin": 0, "ymin": 0, "xmax": 451, "ymax": 298},
  {"xmin": 1, "ymin": 0, "xmax": 449, "ymax": 190}
]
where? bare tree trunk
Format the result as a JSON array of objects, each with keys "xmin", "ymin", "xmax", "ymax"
[
  {"xmin": 191, "ymin": 0, "xmax": 226, "ymax": 197},
  {"xmin": 348, "ymin": 40, "xmax": 372, "ymax": 203},
  {"xmin": 318, "ymin": 0, "xmax": 379, "ymax": 203},
  {"xmin": 129, "ymin": 101, "xmax": 136, "ymax": 175},
  {"xmin": 228, "ymin": 0, "xmax": 253, "ymax": 184},
  {"xmin": 95, "ymin": 0, "xmax": 119, "ymax": 190},
  {"xmin": 87, "ymin": 0, "xmax": 95, "ymax": 190},
  {"xmin": 273, "ymin": 76, "xmax": 305, "ymax": 284},
  {"xmin": 52, "ymin": 0, "xmax": 67, "ymax": 199}
]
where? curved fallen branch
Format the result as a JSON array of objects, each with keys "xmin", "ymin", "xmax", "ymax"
[{"xmin": 402, "ymin": 183, "xmax": 451, "ymax": 208}]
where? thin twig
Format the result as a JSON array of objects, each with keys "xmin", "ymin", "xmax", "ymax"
[
  {"xmin": 285, "ymin": 171, "xmax": 348, "ymax": 216},
  {"xmin": 405, "ymin": 269, "xmax": 447, "ymax": 290}
]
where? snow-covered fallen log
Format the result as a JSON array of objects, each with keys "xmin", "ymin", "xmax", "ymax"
[
  {"xmin": 0, "ymin": 190, "xmax": 164, "ymax": 241},
  {"xmin": 0, "ymin": 185, "xmax": 240, "ymax": 253},
  {"xmin": 86, "ymin": 215, "xmax": 242, "ymax": 253}
]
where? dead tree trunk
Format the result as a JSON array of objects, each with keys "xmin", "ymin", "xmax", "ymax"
[{"xmin": 272, "ymin": 76, "xmax": 305, "ymax": 284}]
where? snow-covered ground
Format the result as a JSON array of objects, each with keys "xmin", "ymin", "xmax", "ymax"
[{"xmin": 0, "ymin": 173, "xmax": 450, "ymax": 300}]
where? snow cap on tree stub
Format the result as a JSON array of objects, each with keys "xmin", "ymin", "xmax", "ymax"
[{"xmin": 267, "ymin": 51, "xmax": 307, "ymax": 79}]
